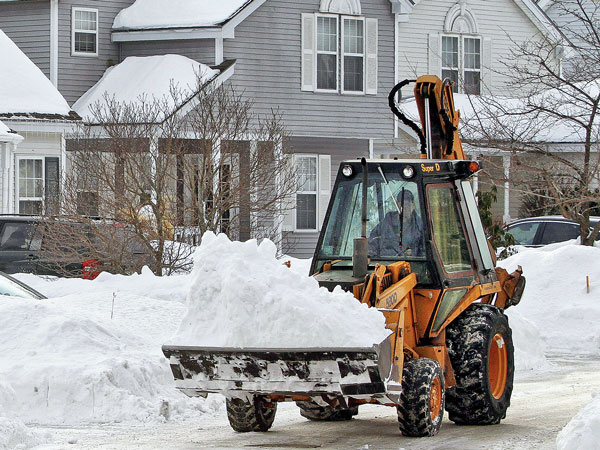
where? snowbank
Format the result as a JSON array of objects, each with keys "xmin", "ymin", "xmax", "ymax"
[
  {"xmin": 113, "ymin": 0, "xmax": 250, "ymax": 30},
  {"xmin": 73, "ymin": 55, "xmax": 218, "ymax": 122},
  {"xmin": 498, "ymin": 244, "xmax": 600, "ymax": 356},
  {"xmin": 171, "ymin": 232, "xmax": 391, "ymax": 348},
  {"xmin": 0, "ymin": 275, "xmax": 222, "ymax": 428},
  {"xmin": 0, "ymin": 30, "xmax": 71, "ymax": 116},
  {"xmin": 557, "ymin": 393, "xmax": 600, "ymax": 450},
  {"xmin": 505, "ymin": 309, "xmax": 549, "ymax": 373}
]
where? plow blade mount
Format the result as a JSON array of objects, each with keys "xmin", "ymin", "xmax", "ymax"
[{"xmin": 162, "ymin": 344, "xmax": 398, "ymax": 402}]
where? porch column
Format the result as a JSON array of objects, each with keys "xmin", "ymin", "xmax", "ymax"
[{"xmin": 503, "ymin": 155, "xmax": 511, "ymax": 223}]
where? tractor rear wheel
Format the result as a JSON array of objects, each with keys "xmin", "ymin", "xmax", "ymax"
[
  {"xmin": 296, "ymin": 400, "xmax": 358, "ymax": 421},
  {"xmin": 226, "ymin": 395, "xmax": 277, "ymax": 432},
  {"xmin": 445, "ymin": 303, "xmax": 514, "ymax": 425},
  {"xmin": 397, "ymin": 358, "xmax": 445, "ymax": 437}
]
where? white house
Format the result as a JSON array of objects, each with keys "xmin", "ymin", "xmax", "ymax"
[{"xmin": 0, "ymin": 28, "xmax": 78, "ymax": 215}]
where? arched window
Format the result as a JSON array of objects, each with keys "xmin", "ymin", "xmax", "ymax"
[{"xmin": 441, "ymin": 1, "xmax": 482, "ymax": 94}]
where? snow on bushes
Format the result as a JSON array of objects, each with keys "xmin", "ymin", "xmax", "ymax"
[
  {"xmin": 557, "ymin": 393, "xmax": 600, "ymax": 450},
  {"xmin": 170, "ymin": 232, "xmax": 391, "ymax": 348}
]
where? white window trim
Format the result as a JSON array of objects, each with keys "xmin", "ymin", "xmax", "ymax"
[
  {"xmin": 294, "ymin": 154, "xmax": 319, "ymax": 233},
  {"xmin": 16, "ymin": 156, "xmax": 45, "ymax": 215},
  {"xmin": 341, "ymin": 16, "xmax": 365, "ymax": 95},
  {"xmin": 72, "ymin": 7, "xmax": 99, "ymax": 57},
  {"xmin": 315, "ymin": 13, "xmax": 339, "ymax": 94},
  {"xmin": 441, "ymin": 34, "xmax": 481, "ymax": 94}
]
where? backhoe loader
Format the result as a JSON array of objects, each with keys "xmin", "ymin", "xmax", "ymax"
[{"xmin": 162, "ymin": 75, "xmax": 525, "ymax": 437}]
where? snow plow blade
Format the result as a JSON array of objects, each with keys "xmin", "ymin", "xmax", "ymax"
[{"xmin": 162, "ymin": 343, "xmax": 397, "ymax": 402}]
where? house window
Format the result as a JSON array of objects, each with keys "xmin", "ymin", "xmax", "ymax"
[
  {"xmin": 342, "ymin": 18, "xmax": 364, "ymax": 93},
  {"xmin": 441, "ymin": 35, "xmax": 480, "ymax": 95},
  {"xmin": 72, "ymin": 8, "xmax": 98, "ymax": 56},
  {"xmin": 18, "ymin": 159, "xmax": 43, "ymax": 215},
  {"xmin": 317, "ymin": 16, "xmax": 338, "ymax": 91},
  {"xmin": 295, "ymin": 155, "xmax": 318, "ymax": 230}
]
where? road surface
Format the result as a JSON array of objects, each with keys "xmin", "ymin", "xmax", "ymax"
[{"xmin": 33, "ymin": 356, "xmax": 599, "ymax": 450}]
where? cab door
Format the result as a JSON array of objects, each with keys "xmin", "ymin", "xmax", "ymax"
[{"xmin": 425, "ymin": 182, "xmax": 477, "ymax": 335}]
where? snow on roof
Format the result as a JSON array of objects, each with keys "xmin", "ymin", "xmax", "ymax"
[
  {"xmin": 400, "ymin": 89, "xmax": 597, "ymax": 144},
  {"xmin": 113, "ymin": 0, "xmax": 252, "ymax": 30},
  {"xmin": 0, "ymin": 29, "xmax": 72, "ymax": 118},
  {"xmin": 0, "ymin": 119, "xmax": 23, "ymax": 144},
  {"xmin": 72, "ymin": 54, "xmax": 219, "ymax": 122}
]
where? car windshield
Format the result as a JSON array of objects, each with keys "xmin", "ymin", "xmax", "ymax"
[
  {"xmin": 0, "ymin": 272, "xmax": 45, "ymax": 299},
  {"xmin": 318, "ymin": 171, "xmax": 424, "ymax": 261}
]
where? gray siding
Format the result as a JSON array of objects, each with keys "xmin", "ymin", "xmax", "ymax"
[
  {"xmin": 0, "ymin": 0, "xmax": 50, "ymax": 78},
  {"xmin": 121, "ymin": 39, "xmax": 215, "ymax": 64},
  {"xmin": 57, "ymin": 0, "xmax": 135, "ymax": 105},
  {"xmin": 282, "ymin": 136, "xmax": 369, "ymax": 258},
  {"xmin": 224, "ymin": 0, "xmax": 396, "ymax": 139}
]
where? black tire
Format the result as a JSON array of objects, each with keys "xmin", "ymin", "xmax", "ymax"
[
  {"xmin": 397, "ymin": 358, "xmax": 445, "ymax": 437},
  {"xmin": 296, "ymin": 400, "xmax": 358, "ymax": 421},
  {"xmin": 445, "ymin": 303, "xmax": 514, "ymax": 425},
  {"xmin": 226, "ymin": 395, "xmax": 277, "ymax": 432}
]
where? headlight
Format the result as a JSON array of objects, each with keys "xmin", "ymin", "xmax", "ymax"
[
  {"xmin": 342, "ymin": 165, "xmax": 353, "ymax": 177},
  {"xmin": 402, "ymin": 166, "xmax": 415, "ymax": 179}
]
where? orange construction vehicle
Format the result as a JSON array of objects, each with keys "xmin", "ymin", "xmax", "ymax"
[{"xmin": 163, "ymin": 75, "xmax": 525, "ymax": 437}]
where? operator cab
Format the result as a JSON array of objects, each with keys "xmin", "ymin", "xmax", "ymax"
[{"xmin": 310, "ymin": 159, "xmax": 497, "ymax": 292}]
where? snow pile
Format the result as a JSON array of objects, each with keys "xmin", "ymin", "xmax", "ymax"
[
  {"xmin": 0, "ymin": 277, "xmax": 222, "ymax": 428},
  {"xmin": 505, "ymin": 309, "xmax": 548, "ymax": 372},
  {"xmin": 171, "ymin": 232, "xmax": 391, "ymax": 348},
  {"xmin": 73, "ymin": 55, "xmax": 218, "ymax": 122},
  {"xmin": 556, "ymin": 393, "xmax": 600, "ymax": 450},
  {"xmin": 0, "ymin": 380, "xmax": 47, "ymax": 450},
  {"xmin": 113, "ymin": 0, "xmax": 250, "ymax": 30},
  {"xmin": 0, "ymin": 30, "xmax": 71, "ymax": 116},
  {"xmin": 498, "ymin": 243, "xmax": 600, "ymax": 355}
]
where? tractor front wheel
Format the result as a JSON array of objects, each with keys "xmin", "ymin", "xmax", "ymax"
[
  {"xmin": 445, "ymin": 303, "xmax": 514, "ymax": 425},
  {"xmin": 397, "ymin": 358, "xmax": 445, "ymax": 437},
  {"xmin": 226, "ymin": 395, "xmax": 277, "ymax": 432}
]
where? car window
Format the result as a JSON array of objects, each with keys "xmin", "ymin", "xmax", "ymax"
[
  {"xmin": 0, "ymin": 222, "xmax": 41, "ymax": 251},
  {"xmin": 539, "ymin": 222, "xmax": 580, "ymax": 245},
  {"xmin": 507, "ymin": 222, "xmax": 540, "ymax": 245}
]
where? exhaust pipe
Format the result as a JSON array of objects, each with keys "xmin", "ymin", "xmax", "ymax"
[{"xmin": 353, "ymin": 158, "xmax": 369, "ymax": 278}]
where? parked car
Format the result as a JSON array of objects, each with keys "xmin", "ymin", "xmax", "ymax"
[
  {"xmin": 0, "ymin": 215, "xmax": 151, "ymax": 277},
  {"xmin": 0, "ymin": 271, "xmax": 45, "ymax": 299},
  {"xmin": 505, "ymin": 216, "xmax": 600, "ymax": 247}
]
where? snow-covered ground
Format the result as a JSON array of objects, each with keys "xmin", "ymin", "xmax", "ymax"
[{"xmin": 1, "ymin": 236, "xmax": 599, "ymax": 448}]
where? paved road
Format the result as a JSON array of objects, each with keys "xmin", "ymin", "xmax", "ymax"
[{"xmin": 34, "ymin": 356, "xmax": 599, "ymax": 450}]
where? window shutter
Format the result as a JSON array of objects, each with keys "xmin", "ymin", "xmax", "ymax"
[
  {"xmin": 301, "ymin": 13, "xmax": 316, "ymax": 92},
  {"xmin": 482, "ymin": 37, "xmax": 492, "ymax": 91},
  {"xmin": 45, "ymin": 157, "xmax": 60, "ymax": 215},
  {"xmin": 282, "ymin": 155, "xmax": 295, "ymax": 232},
  {"xmin": 428, "ymin": 33, "xmax": 441, "ymax": 76},
  {"xmin": 365, "ymin": 18, "xmax": 378, "ymax": 95},
  {"xmin": 318, "ymin": 154, "xmax": 331, "ymax": 229}
]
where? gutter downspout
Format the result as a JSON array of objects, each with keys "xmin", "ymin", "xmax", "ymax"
[{"xmin": 50, "ymin": 0, "xmax": 59, "ymax": 87}]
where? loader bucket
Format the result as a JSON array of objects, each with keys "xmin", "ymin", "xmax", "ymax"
[{"xmin": 162, "ymin": 338, "xmax": 399, "ymax": 403}]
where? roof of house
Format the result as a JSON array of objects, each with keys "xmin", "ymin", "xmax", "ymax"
[
  {"xmin": 72, "ymin": 54, "xmax": 233, "ymax": 123},
  {"xmin": 0, "ymin": 29, "xmax": 77, "ymax": 121},
  {"xmin": 0, "ymin": 119, "xmax": 23, "ymax": 144},
  {"xmin": 112, "ymin": 0, "xmax": 253, "ymax": 30}
]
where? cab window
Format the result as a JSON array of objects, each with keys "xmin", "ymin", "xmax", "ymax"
[{"xmin": 427, "ymin": 184, "xmax": 472, "ymax": 274}]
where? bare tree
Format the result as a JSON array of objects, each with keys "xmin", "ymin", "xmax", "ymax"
[
  {"xmin": 42, "ymin": 80, "xmax": 296, "ymax": 276},
  {"xmin": 462, "ymin": 0, "xmax": 600, "ymax": 244}
]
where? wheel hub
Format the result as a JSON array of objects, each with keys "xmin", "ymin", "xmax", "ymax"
[
  {"xmin": 489, "ymin": 333, "xmax": 508, "ymax": 399},
  {"xmin": 429, "ymin": 377, "xmax": 442, "ymax": 420}
]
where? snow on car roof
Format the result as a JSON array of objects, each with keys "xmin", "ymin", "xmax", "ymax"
[
  {"xmin": 113, "ymin": 0, "xmax": 252, "ymax": 30},
  {"xmin": 0, "ymin": 29, "xmax": 72, "ymax": 118},
  {"xmin": 72, "ymin": 54, "xmax": 219, "ymax": 123}
]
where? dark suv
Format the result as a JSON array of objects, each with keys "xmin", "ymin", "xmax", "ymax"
[
  {"xmin": 0, "ymin": 216, "xmax": 151, "ymax": 277},
  {"xmin": 506, "ymin": 216, "xmax": 600, "ymax": 247}
]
